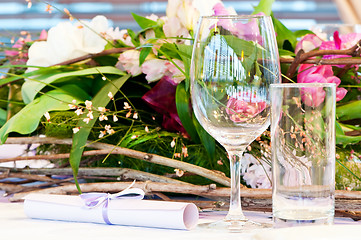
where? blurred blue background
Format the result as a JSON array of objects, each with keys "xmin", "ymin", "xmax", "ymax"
[{"xmin": 0, "ymin": 0, "xmax": 341, "ymax": 40}]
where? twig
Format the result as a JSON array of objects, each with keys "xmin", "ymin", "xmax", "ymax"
[
  {"xmin": 52, "ymin": 48, "xmax": 132, "ymax": 66},
  {"xmin": 8, "ymin": 181, "xmax": 259, "ymax": 201},
  {"xmin": 4, "ymin": 137, "xmax": 232, "ymax": 187},
  {"xmin": 0, "ymin": 149, "xmax": 115, "ymax": 163},
  {"xmin": 0, "ymin": 172, "xmax": 56, "ymax": 182},
  {"xmin": 0, "ymin": 166, "xmax": 192, "ymax": 185},
  {"xmin": 284, "ymin": 38, "xmax": 361, "ymax": 78}
]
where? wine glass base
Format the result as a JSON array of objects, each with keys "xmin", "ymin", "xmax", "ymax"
[{"xmin": 197, "ymin": 218, "xmax": 272, "ymax": 233}]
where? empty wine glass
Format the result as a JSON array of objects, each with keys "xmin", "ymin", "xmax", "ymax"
[{"xmin": 190, "ymin": 15, "xmax": 280, "ymax": 231}]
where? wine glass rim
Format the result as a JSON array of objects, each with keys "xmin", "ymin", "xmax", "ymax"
[
  {"xmin": 271, "ymin": 83, "xmax": 336, "ymax": 88},
  {"xmin": 200, "ymin": 15, "xmax": 271, "ymax": 20}
]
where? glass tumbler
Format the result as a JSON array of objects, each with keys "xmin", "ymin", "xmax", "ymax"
[{"xmin": 271, "ymin": 83, "xmax": 336, "ymax": 227}]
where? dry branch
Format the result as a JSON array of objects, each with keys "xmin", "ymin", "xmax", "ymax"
[
  {"xmin": 0, "ymin": 166, "xmax": 191, "ymax": 185},
  {"xmin": 4, "ymin": 137, "xmax": 232, "ymax": 187},
  {"xmin": 7, "ymin": 181, "xmax": 361, "ymax": 220},
  {"xmin": 53, "ymin": 47, "xmax": 132, "ymax": 66},
  {"xmin": 283, "ymin": 38, "xmax": 361, "ymax": 78}
]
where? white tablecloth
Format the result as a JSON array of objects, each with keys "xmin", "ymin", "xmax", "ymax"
[{"xmin": 0, "ymin": 202, "xmax": 360, "ymax": 240}]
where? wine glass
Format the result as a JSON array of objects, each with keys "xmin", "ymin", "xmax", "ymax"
[{"xmin": 190, "ymin": 15, "xmax": 280, "ymax": 231}]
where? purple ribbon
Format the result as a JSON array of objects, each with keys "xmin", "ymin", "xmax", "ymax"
[{"xmin": 80, "ymin": 182, "xmax": 145, "ymax": 225}]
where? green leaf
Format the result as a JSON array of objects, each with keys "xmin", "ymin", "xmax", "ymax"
[
  {"xmin": 224, "ymin": 35, "xmax": 263, "ymax": 58},
  {"xmin": 252, "ymin": 0, "xmax": 275, "ymax": 16},
  {"xmin": 271, "ymin": 14, "xmax": 297, "ymax": 50},
  {"xmin": 69, "ymin": 74, "xmax": 130, "ymax": 189},
  {"xmin": 294, "ymin": 29, "xmax": 314, "ymax": 38},
  {"xmin": 0, "ymin": 88, "xmax": 88, "ymax": 144},
  {"xmin": 176, "ymin": 44, "xmax": 193, "ymax": 91},
  {"xmin": 131, "ymin": 13, "xmax": 157, "ymax": 29},
  {"xmin": 0, "ymin": 66, "xmax": 64, "ymax": 87},
  {"xmin": 336, "ymin": 100, "xmax": 361, "ymax": 121},
  {"xmin": 0, "ymin": 108, "xmax": 6, "ymax": 126},
  {"xmin": 159, "ymin": 43, "xmax": 182, "ymax": 60},
  {"xmin": 22, "ymin": 66, "xmax": 125, "ymax": 104},
  {"xmin": 336, "ymin": 133, "xmax": 361, "ymax": 145},
  {"xmin": 336, "ymin": 121, "xmax": 361, "ymax": 145},
  {"xmin": 175, "ymin": 81, "xmax": 200, "ymax": 143},
  {"xmin": 279, "ymin": 49, "xmax": 296, "ymax": 58},
  {"xmin": 139, "ymin": 47, "xmax": 152, "ymax": 66},
  {"xmin": 193, "ymin": 114, "xmax": 216, "ymax": 160}
]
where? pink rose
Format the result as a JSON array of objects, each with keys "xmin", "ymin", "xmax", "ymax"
[
  {"xmin": 297, "ymin": 64, "xmax": 347, "ymax": 106},
  {"xmin": 226, "ymin": 92, "xmax": 266, "ymax": 122},
  {"xmin": 295, "ymin": 34, "xmax": 323, "ymax": 54}
]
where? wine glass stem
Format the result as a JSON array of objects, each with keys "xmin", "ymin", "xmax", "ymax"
[{"xmin": 225, "ymin": 150, "xmax": 247, "ymax": 221}]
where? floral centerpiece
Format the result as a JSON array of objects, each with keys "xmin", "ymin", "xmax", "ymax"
[{"xmin": 0, "ymin": 0, "xmax": 360, "ymax": 192}]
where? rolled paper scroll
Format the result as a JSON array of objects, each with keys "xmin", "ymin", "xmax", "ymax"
[{"xmin": 23, "ymin": 191, "xmax": 199, "ymax": 230}]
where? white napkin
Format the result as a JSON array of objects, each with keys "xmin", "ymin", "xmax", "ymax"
[
  {"xmin": 252, "ymin": 225, "xmax": 361, "ymax": 240},
  {"xmin": 23, "ymin": 193, "xmax": 199, "ymax": 230}
]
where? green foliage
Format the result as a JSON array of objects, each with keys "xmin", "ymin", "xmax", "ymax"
[
  {"xmin": 0, "ymin": 88, "xmax": 87, "ymax": 143},
  {"xmin": 252, "ymin": 0, "xmax": 275, "ymax": 16},
  {"xmin": 22, "ymin": 66, "xmax": 125, "ymax": 104},
  {"xmin": 43, "ymin": 111, "xmax": 79, "ymax": 138},
  {"xmin": 70, "ymin": 74, "xmax": 130, "ymax": 191}
]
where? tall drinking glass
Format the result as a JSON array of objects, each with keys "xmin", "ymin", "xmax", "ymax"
[
  {"xmin": 271, "ymin": 83, "xmax": 336, "ymax": 227},
  {"xmin": 190, "ymin": 15, "xmax": 280, "ymax": 231}
]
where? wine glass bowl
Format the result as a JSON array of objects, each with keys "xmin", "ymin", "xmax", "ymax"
[{"xmin": 190, "ymin": 15, "xmax": 280, "ymax": 231}]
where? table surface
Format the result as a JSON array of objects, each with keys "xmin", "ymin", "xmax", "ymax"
[{"xmin": 0, "ymin": 201, "xmax": 360, "ymax": 240}]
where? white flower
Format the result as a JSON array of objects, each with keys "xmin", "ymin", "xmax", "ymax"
[
  {"xmin": 75, "ymin": 108, "xmax": 83, "ymax": 116},
  {"xmin": 72, "ymin": 127, "xmax": 80, "ymax": 134},
  {"xmin": 106, "ymin": 27, "xmax": 134, "ymax": 47},
  {"xmin": 170, "ymin": 139, "xmax": 176, "ymax": 148},
  {"xmin": 107, "ymin": 129, "xmax": 115, "ymax": 135},
  {"xmin": 133, "ymin": 112, "xmax": 138, "ymax": 119},
  {"xmin": 87, "ymin": 111, "xmax": 94, "ymax": 119},
  {"xmin": 99, "ymin": 114, "xmax": 108, "ymax": 121},
  {"xmin": 113, "ymin": 115, "xmax": 118, "ymax": 122},
  {"xmin": 241, "ymin": 153, "xmax": 272, "ymax": 189},
  {"xmin": 98, "ymin": 107, "xmax": 107, "ymax": 112},
  {"xmin": 68, "ymin": 100, "xmax": 77, "ymax": 109},
  {"xmin": 108, "ymin": 92, "xmax": 113, "ymax": 100},
  {"xmin": 27, "ymin": 15, "xmax": 109, "ymax": 69},
  {"xmin": 166, "ymin": 0, "xmax": 221, "ymax": 31},
  {"xmin": 174, "ymin": 168, "xmax": 184, "ymax": 177},
  {"xmin": 85, "ymin": 100, "xmax": 92, "ymax": 110},
  {"xmin": 44, "ymin": 112, "xmax": 50, "ymax": 122},
  {"xmin": 99, "ymin": 130, "xmax": 106, "ymax": 138},
  {"xmin": 83, "ymin": 118, "xmax": 91, "ymax": 124},
  {"xmin": 123, "ymin": 102, "xmax": 131, "ymax": 110}
]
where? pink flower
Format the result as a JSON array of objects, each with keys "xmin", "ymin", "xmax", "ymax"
[
  {"xmin": 165, "ymin": 59, "xmax": 185, "ymax": 84},
  {"xmin": 295, "ymin": 34, "xmax": 323, "ymax": 54},
  {"xmin": 320, "ymin": 31, "xmax": 361, "ymax": 67},
  {"xmin": 212, "ymin": 4, "xmax": 264, "ymax": 42},
  {"xmin": 5, "ymin": 35, "xmax": 32, "ymax": 64},
  {"xmin": 141, "ymin": 58, "xmax": 185, "ymax": 83},
  {"xmin": 297, "ymin": 64, "xmax": 347, "ymax": 106},
  {"xmin": 141, "ymin": 59, "xmax": 169, "ymax": 83},
  {"xmin": 39, "ymin": 29, "xmax": 48, "ymax": 41},
  {"xmin": 117, "ymin": 50, "xmax": 142, "ymax": 76},
  {"xmin": 226, "ymin": 91, "xmax": 266, "ymax": 122},
  {"xmin": 142, "ymin": 76, "xmax": 186, "ymax": 134}
]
